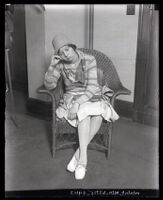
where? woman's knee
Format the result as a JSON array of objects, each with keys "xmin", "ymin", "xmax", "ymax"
[
  {"xmin": 89, "ymin": 115, "xmax": 103, "ymax": 135},
  {"xmin": 91, "ymin": 115, "xmax": 103, "ymax": 123},
  {"xmin": 78, "ymin": 116, "xmax": 91, "ymax": 126},
  {"xmin": 78, "ymin": 116, "xmax": 91, "ymax": 132}
]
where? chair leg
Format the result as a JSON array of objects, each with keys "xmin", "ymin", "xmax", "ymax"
[
  {"xmin": 51, "ymin": 129, "xmax": 55, "ymax": 158},
  {"xmin": 106, "ymin": 124, "xmax": 113, "ymax": 159},
  {"xmin": 106, "ymin": 133, "xmax": 111, "ymax": 159},
  {"xmin": 52, "ymin": 146, "xmax": 56, "ymax": 158},
  {"xmin": 52, "ymin": 124, "xmax": 57, "ymax": 158}
]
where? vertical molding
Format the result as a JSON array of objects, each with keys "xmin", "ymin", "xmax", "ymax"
[
  {"xmin": 12, "ymin": 5, "xmax": 28, "ymax": 94},
  {"xmin": 89, "ymin": 4, "xmax": 94, "ymax": 49},
  {"xmin": 23, "ymin": 5, "xmax": 29, "ymax": 98},
  {"xmin": 133, "ymin": 4, "xmax": 159, "ymax": 127},
  {"xmin": 133, "ymin": 4, "xmax": 151, "ymax": 123},
  {"xmin": 143, "ymin": 5, "xmax": 159, "ymax": 126}
]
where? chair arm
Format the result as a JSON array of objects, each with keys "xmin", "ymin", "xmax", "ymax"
[
  {"xmin": 36, "ymin": 85, "xmax": 58, "ymax": 106},
  {"xmin": 110, "ymin": 86, "xmax": 131, "ymax": 107},
  {"xmin": 37, "ymin": 85, "xmax": 55, "ymax": 97},
  {"xmin": 36, "ymin": 85, "xmax": 59, "ymax": 124}
]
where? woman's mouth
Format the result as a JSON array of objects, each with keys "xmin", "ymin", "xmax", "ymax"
[{"xmin": 66, "ymin": 56, "xmax": 71, "ymax": 60}]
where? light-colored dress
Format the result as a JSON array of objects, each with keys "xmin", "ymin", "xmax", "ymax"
[{"xmin": 44, "ymin": 50, "xmax": 119, "ymax": 127}]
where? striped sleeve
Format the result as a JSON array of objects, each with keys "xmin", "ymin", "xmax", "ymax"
[
  {"xmin": 75, "ymin": 55, "xmax": 100, "ymax": 105},
  {"xmin": 44, "ymin": 63, "xmax": 61, "ymax": 90}
]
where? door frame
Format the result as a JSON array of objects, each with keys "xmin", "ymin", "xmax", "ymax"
[{"xmin": 133, "ymin": 4, "xmax": 159, "ymax": 126}]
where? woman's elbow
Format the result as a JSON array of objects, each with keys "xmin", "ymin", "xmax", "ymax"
[{"xmin": 44, "ymin": 81, "xmax": 56, "ymax": 90}]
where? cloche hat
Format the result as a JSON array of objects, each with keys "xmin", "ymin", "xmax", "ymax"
[{"xmin": 52, "ymin": 34, "xmax": 76, "ymax": 54}]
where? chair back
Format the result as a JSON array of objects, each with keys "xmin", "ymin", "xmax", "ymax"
[{"xmin": 78, "ymin": 48, "xmax": 123, "ymax": 92}]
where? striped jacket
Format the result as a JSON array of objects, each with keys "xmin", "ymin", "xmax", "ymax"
[{"xmin": 44, "ymin": 50, "xmax": 102, "ymax": 105}]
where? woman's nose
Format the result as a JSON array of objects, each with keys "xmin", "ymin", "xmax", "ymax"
[{"xmin": 64, "ymin": 51, "xmax": 68, "ymax": 57}]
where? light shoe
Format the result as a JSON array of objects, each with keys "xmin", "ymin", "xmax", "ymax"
[
  {"xmin": 66, "ymin": 156, "xmax": 78, "ymax": 172},
  {"xmin": 75, "ymin": 164, "xmax": 87, "ymax": 180}
]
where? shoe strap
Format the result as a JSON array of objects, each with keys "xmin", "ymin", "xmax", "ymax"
[{"xmin": 76, "ymin": 163, "xmax": 87, "ymax": 171}]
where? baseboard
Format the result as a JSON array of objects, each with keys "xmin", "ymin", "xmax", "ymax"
[
  {"xmin": 133, "ymin": 107, "xmax": 159, "ymax": 127},
  {"xmin": 26, "ymin": 98, "xmax": 52, "ymax": 121},
  {"xmin": 114, "ymin": 99, "xmax": 134, "ymax": 119},
  {"xmin": 26, "ymin": 98, "xmax": 133, "ymax": 121}
]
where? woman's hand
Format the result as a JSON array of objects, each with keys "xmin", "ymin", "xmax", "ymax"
[
  {"xmin": 45, "ymin": 55, "xmax": 62, "ymax": 82},
  {"xmin": 67, "ymin": 102, "xmax": 80, "ymax": 120},
  {"xmin": 50, "ymin": 55, "xmax": 62, "ymax": 66}
]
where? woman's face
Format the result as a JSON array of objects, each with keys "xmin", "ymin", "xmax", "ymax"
[{"xmin": 58, "ymin": 45, "xmax": 76, "ymax": 62}]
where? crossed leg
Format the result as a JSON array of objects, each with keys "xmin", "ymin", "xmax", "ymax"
[
  {"xmin": 74, "ymin": 115, "xmax": 103, "ymax": 165},
  {"xmin": 77, "ymin": 116, "xmax": 90, "ymax": 165}
]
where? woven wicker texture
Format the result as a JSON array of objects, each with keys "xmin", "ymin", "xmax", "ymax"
[{"xmin": 78, "ymin": 48, "xmax": 123, "ymax": 92}]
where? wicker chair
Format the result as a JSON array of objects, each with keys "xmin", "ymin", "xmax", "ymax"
[{"xmin": 37, "ymin": 48, "xmax": 131, "ymax": 159}]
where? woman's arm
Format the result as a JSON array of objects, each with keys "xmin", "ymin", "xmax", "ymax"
[{"xmin": 44, "ymin": 56, "xmax": 61, "ymax": 90}]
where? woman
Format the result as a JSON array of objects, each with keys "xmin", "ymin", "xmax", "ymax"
[{"xmin": 44, "ymin": 34, "xmax": 119, "ymax": 180}]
